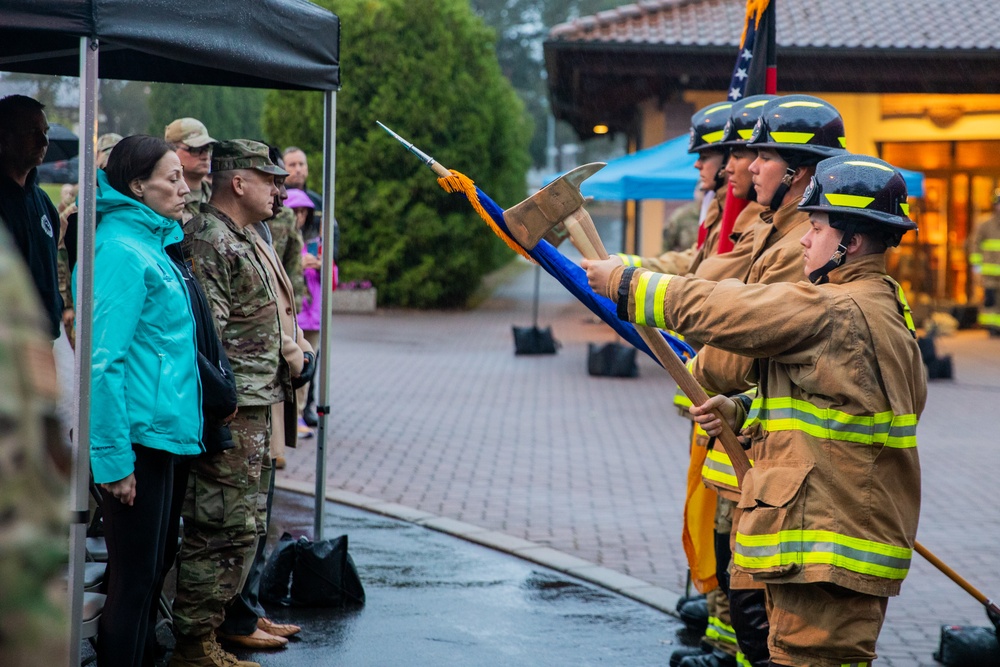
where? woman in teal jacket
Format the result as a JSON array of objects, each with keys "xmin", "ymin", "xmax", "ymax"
[{"xmin": 86, "ymin": 135, "xmax": 202, "ymax": 667}]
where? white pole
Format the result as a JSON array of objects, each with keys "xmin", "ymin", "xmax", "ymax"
[
  {"xmin": 68, "ymin": 35, "xmax": 98, "ymax": 667},
  {"xmin": 314, "ymin": 90, "xmax": 337, "ymax": 539}
]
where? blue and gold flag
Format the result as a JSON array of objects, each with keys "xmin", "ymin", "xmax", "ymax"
[{"xmin": 436, "ymin": 170, "xmax": 694, "ymax": 363}]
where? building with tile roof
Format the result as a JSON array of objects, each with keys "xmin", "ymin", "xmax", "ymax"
[{"xmin": 544, "ymin": 0, "xmax": 1000, "ymax": 308}]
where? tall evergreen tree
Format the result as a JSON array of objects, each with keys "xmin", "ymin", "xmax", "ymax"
[{"xmin": 263, "ymin": 0, "xmax": 531, "ymax": 309}]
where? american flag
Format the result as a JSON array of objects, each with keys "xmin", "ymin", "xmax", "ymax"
[
  {"xmin": 717, "ymin": 0, "xmax": 777, "ymax": 253},
  {"xmin": 727, "ymin": 0, "xmax": 777, "ymax": 101}
]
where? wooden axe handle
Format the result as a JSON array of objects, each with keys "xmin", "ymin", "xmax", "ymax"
[
  {"xmin": 914, "ymin": 540, "xmax": 990, "ymax": 606},
  {"xmin": 564, "ymin": 207, "xmax": 752, "ymax": 486}
]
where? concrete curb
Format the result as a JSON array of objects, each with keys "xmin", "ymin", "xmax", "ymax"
[{"xmin": 276, "ymin": 478, "xmax": 686, "ymax": 618}]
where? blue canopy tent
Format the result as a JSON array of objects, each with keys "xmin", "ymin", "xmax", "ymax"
[{"xmin": 576, "ymin": 134, "xmax": 925, "ymax": 201}]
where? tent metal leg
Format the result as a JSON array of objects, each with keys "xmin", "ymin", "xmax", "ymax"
[
  {"xmin": 314, "ymin": 90, "xmax": 337, "ymax": 540},
  {"xmin": 69, "ymin": 36, "xmax": 99, "ymax": 667}
]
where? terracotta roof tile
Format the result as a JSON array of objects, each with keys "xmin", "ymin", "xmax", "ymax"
[{"xmin": 549, "ymin": 0, "xmax": 1000, "ymax": 51}]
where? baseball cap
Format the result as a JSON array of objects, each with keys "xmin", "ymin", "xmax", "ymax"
[
  {"xmin": 211, "ymin": 139, "xmax": 289, "ymax": 176},
  {"xmin": 97, "ymin": 132, "xmax": 123, "ymax": 153},
  {"xmin": 285, "ymin": 188, "xmax": 314, "ymax": 209},
  {"xmin": 164, "ymin": 117, "xmax": 216, "ymax": 147}
]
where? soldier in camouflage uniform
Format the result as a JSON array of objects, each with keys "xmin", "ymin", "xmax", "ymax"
[
  {"xmin": 266, "ymin": 195, "xmax": 305, "ymax": 301},
  {"xmin": 170, "ymin": 140, "xmax": 288, "ymax": 667},
  {"xmin": 165, "ymin": 118, "xmax": 217, "ymax": 227},
  {"xmin": 0, "ymin": 225, "xmax": 68, "ymax": 667}
]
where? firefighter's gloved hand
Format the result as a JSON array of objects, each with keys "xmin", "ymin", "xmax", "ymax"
[{"xmin": 292, "ymin": 351, "xmax": 317, "ymax": 389}]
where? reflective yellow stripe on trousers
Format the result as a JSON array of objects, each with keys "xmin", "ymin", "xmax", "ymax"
[{"xmin": 706, "ymin": 615, "xmax": 738, "ymax": 646}]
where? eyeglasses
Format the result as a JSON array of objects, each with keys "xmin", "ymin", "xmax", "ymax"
[{"xmin": 179, "ymin": 144, "xmax": 212, "ymax": 156}]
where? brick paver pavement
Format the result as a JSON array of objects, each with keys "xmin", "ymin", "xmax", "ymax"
[{"xmin": 283, "ymin": 258, "xmax": 1000, "ymax": 666}]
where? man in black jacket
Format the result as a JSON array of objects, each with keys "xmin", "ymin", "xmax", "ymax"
[{"xmin": 0, "ymin": 95, "xmax": 63, "ymax": 339}]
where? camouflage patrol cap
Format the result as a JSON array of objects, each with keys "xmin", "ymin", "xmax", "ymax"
[
  {"xmin": 164, "ymin": 117, "xmax": 216, "ymax": 147},
  {"xmin": 211, "ymin": 139, "xmax": 289, "ymax": 176},
  {"xmin": 97, "ymin": 132, "xmax": 123, "ymax": 153}
]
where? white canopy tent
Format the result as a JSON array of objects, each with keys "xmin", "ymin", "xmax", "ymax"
[{"xmin": 0, "ymin": 2, "xmax": 341, "ymax": 663}]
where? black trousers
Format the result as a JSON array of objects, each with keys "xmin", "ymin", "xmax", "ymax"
[
  {"xmin": 142, "ymin": 456, "xmax": 191, "ymax": 666},
  {"xmin": 97, "ymin": 445, "xmax": 174, "ymax": 667}
]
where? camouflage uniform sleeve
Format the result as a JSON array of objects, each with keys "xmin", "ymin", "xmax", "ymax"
[
  {"xmin": 188, "ymin": 237, "xmax": 233, "ymax": 338},
  {"xmin": 0, "ymin": 235, "xmax": 68, "ymax": 666},
  {"xmin": 57, "ymin": 245, "xmax": 73, "ymax": 311},
  {"xmin": 271, "ymin": 213, "xmax": 305, "ymax": 300},
  {"xmin": 282, "ymin": 226, "xmax": 305, "ymax": 301}
]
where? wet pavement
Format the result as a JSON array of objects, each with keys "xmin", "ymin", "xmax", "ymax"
[{"xmin": 224, "ymin": 489, "xmax": 684, "ymax": 666}]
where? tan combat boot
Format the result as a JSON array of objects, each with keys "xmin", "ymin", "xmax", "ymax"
[{"xmin": 168, "ymin": 634, "xmax": 261, "ymax": 667}]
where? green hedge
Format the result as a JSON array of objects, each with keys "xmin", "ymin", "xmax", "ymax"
[{"xmin": 263, "ymin": 0, "xmax": 531, "ymax": 308}]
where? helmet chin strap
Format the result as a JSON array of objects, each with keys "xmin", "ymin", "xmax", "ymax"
[
  {"xmin": 808, "ymin": 230, "xmax": 854, "ymax": 285},
  {"xmin": 714, "ymin": 165, "xmax": 728, "ymax": 192},
  {"xmin": 768, "ymin": 167, "xmax": 796, "ymax": 211}
]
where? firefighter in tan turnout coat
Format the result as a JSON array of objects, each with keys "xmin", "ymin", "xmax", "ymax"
[{"xmin": 584, "ymin": 154, "xmax": 925, "ymax": 667}]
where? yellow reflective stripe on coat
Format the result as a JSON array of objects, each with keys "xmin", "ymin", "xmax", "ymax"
[
  {"xmin": 744, "ymin": 396, "xmax": 918, "ymax": 448},
  {"xmin": 969, "ymin": 252, "xmax": 983, "ymax": 266},
  {"xmin": 616, "ymin": 253, "xmax": 642, "ymax": 267},
  {"xmin": 705, "ymin": 616, "xmax": 738, "ymax": 645},
  {"xmin": 893, "ymin": 281, "xmax": 916, "ymax": 333},
  {"xmin": 734, "ymin": 529, "xmax": 912, "ymax": 580},
  {"xmin": 701, "ymin": 447, "xmax": 752, "ymax": 489},
  {"xmin": 635, "ymin": 272, "xmax": 672, "ymax": 328},
  {"xmin": 981, "ymin": 263, "xmax": 1000, "ymax": 277},
  {"xmin": 736, "ymin": 654, "xmax": 751, "ymax": 667},
  {"xmin": 981, "ymin": 239, "xmax": 1000, "ymax": 251}
]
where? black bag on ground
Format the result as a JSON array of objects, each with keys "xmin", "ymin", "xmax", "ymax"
[
  {"xmin": 260, "ymin": 533, "xmax": 298, "ymax": 606},
  {"xmin": 513, "ymin": 326, "xmax": 558, "ymax": 355},
  {"xmin": 587, "ymin": 342, "xmax": 638, "ymax": 378},
  {"xmin": 291, "ymin": 534, "xmax": 365, "ymax": 607},
  {"xmin": 260, "ymin": 532, "xmax": 365, "ymax": 607},
  {"xmin": 933, "ymin": 625, "xmax": 1000, "ymax": 666}
]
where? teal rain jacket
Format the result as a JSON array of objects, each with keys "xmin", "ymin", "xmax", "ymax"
[{"xmin": 81, "ymin": 170, "xmax": 203, "ymax": 483}]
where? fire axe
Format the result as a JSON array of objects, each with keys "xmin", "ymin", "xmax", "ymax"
[{"xmin": 503, "ymin": 164, "xmax": 752, "ymax": 485}]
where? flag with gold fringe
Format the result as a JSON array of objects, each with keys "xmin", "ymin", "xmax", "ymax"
[{"xmin": 436, "ymin": 169, "xmax": 694, "ymax": 362}]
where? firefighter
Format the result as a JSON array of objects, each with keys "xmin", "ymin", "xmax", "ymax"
[
  {"xmin": 969, "ymin": 189, "xmax": 1000, "ymax": 335},
  {"xmin": 616, "ymin": 101, "xmax": 733, "ymax": 276},
  {"xmin": 584, "ymin": 153, "xmax": 925, "ymax": 667},
  {"xmin": 675, "ymin": 94, "xmax": 848, "ymax": 667},
  {"xmin": 667, "ymin": 93, "xmax": 779, "ymax": 667}
]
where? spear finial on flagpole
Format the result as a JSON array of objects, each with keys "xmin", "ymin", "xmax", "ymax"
[{"xmin": 377, "ymin": 121, "xmax": 452, "ymax": 178}]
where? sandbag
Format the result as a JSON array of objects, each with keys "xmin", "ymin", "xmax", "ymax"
[
  {"xmin": 933, "ymin": 625, "xmax": 1000, "ymax": 666},
  {"xmin": 260, "ymin": 532, "xmax": 365, "ymax": 608},
  {"xmin": 291, "ymin": 534, "xmax": 365, "ymax": 607}
]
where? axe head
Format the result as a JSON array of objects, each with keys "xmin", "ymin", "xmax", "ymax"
[{"xmin": 503, "ymin": 162, "xmax": 605, "ymax": 250}]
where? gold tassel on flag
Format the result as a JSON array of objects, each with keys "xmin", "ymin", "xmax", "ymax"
[{"xmin": 436, "ymin": 169, "xmax": 533, "ymax": 261}]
